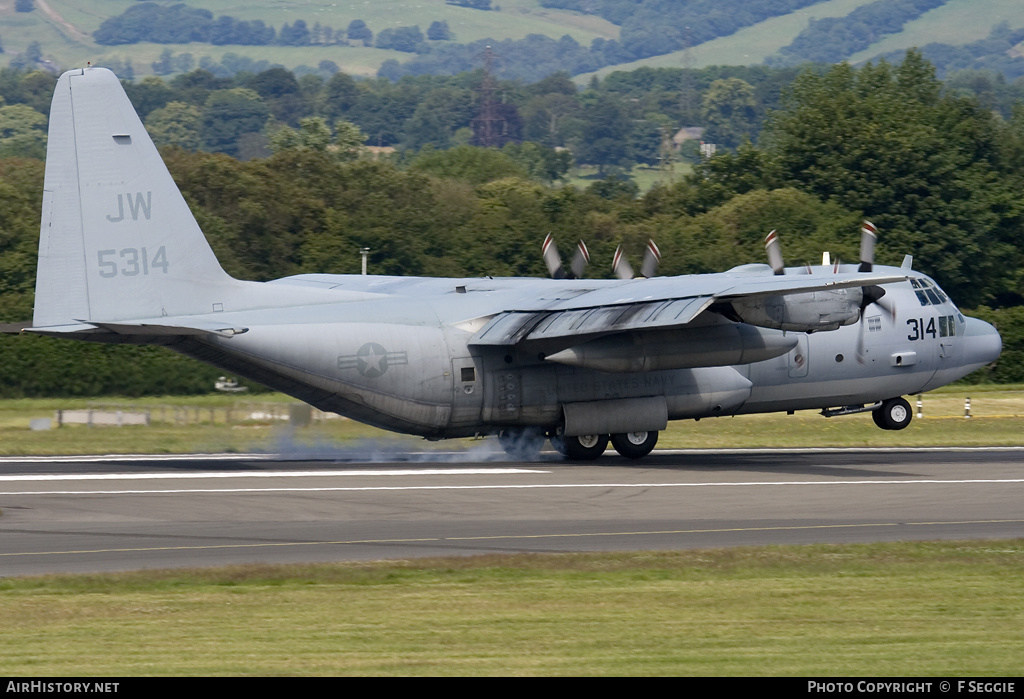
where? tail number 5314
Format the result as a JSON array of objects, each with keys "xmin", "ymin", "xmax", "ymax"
[{"xmin": 97, "ymin": 247, "xmax": 169, "ymax": 278}]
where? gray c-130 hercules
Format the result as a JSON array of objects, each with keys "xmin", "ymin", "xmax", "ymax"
[{"xmin": 22, "ymin": 68, "xmax": 1003, "ymax": 460}]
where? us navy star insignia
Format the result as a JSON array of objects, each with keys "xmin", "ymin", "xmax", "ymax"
[{"xmin": 337, "ymin": 342, "xmax": 408, "ymax": 378}]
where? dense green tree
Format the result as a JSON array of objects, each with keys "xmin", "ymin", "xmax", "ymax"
[
  {"xmin": 409, "ymin": 145, "xmax": 529, "ymax": 185},
  {"xmin": 317, "ymin": 71, "xmax": 359, "ymax": 122},
  {"xmin": 761, "ymin": 52, "xmax": 1024, "ymax": 306},
  {"xmin": 0, "ymin": 104, "xmax": 46, "ymax": 159},
  {"xmin": 246, "ymin": 67, "xmax": 307, "ymax": 124},
  {"xmin": 146, "ymin": 102, "xmax": 202, "ymax": 150},
  {"xmin": 200, "ymin": 88, "xmax": 271, "ymax": 157},
  {"xmin": 427, "ymin": 21, "xmax": 452, "ymax": 41},
  {"xmin": 347, "ymin": 19, "xmax": 373, "ymax": 45},
  {"xmin": 701, "ymin": 78, "xmax": 757, "ymax": 150},
  {"xmin": 0, "ymin": 157, "xmax": 43, "ymax": 321},
  {"xmin": 270, "ymin": 117, "xmax": 366, "ymax": 162},
  {"xmin": 521, "ymin": 93, "xmax": 579, "ymax": 146},
  {"xmin": 572, "ymin": 93, "xmax": 632, "ymax": 172},
  {"xmin": 401, "ymin": 86, "xmax": 474, "ymax": 150},
  {"xmin": 502, "ymin": 142, "xmax": 572, "ymax": 182},
  {"xmin": 375, "ymin": 26, "xmax": 425, "ymax": 53},
  {"xmin": 125, "ymin": 76, "xmax": 176, "ymax": 120},
  {"xmin": 278, "ymin": 20, "xmax": 311, "ymax": 46}
]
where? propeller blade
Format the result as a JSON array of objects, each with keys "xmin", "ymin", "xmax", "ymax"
[
  {"xmin": 876, "ymin": 294, "xmax": 897, "ymax": 323},
  {"xmin": 859, "ymin": 220, "xmax": 877, "ymax": 273},
  {"xmin": 639, "ymin": 239, "xmax": 661, "ymax": 278},
  {"xmin": 570, "ymin": 240, "xmax": 590, "ymax": 279},
  {"xmin": 612, "ymin": 245, "xmax": 634, "ymax": 280},
  {"xmin": 765, "ymin": 230, "xmax": 784, "ymax": 275},
  {"xmin": 856, "ymin": 284, "xmax": 897, "ymax": 364},
  {"xmin": 542, "ymin": 233, "xmax": 568, "ymax": 279},
  {"xmin": 856, "ymin": 315, "xmax": 867, "ymax": 364}
]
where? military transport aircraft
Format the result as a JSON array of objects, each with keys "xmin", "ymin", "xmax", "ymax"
[{"xmin": 16, "ymin": 67, "xmax": 1003, "ymax": 460}]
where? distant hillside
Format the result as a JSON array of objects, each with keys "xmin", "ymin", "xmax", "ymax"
[{"xmin": 2, "ymin": 0, "xmax": 1024, "ymax": 81}]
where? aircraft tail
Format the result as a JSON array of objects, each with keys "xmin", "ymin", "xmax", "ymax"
[{"xmin": 33, "ymin": 67, "xmax": 238, "ymax": 329}]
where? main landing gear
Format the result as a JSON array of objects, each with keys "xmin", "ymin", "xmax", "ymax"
[
  {"xmin": 497, "ymin": 426, "xmax": 660, "ymax": 461},
  {"xmin": 548, "ymin": 426, "xmax": 659, "ymax": 461},
  {"xmin": 872, "ymin": 396, "xmax": 913, "ymax": 430}
]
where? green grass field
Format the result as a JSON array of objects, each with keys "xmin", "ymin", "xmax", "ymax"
[
  {"xmin": 582, "ymin": 0, "xmax": 880, "ymax": 79},
  {"xmin": 2, "ymin": 542, "xmax": 1022, "ymax": 675},
  {"xmin": 848, "ymin": 0, "xmax": 1024, "ymax": 64},
  {"xmin": 1, "ymin": 385, "xmax": 1021, "ymax": 456}
]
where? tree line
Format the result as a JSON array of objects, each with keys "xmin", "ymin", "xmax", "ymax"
[
  {"xmin": 0, "ymin": 52, "xmax": 1021, "ymax": 396},
  {"xmin": 115, "ymin": 63, "xmax": 795, "ymax": 165}
]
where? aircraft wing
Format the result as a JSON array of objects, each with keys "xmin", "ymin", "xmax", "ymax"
[{"xmin": 470, "ymin": 271, "xmax": 907, "ymax": 347}]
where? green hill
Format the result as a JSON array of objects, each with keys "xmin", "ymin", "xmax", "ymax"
[
  {"xmin": 2, "ymin": 0, "xmax": 1024, "ymax": 81},
  {"xmin": 1, "ymin": 0, "xmax": 618, "ymax": 78}
]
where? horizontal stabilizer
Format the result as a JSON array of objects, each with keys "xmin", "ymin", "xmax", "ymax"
[
  {"xmin": 26, "ymin": 318, "xmax": 248, "ymax": 338},
  {"xmin": 89, "ymin": 320, "xmax": 249, "ymax": 337}
]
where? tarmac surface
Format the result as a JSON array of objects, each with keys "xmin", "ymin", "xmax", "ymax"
[{"xmin": 2, "ymin": 447, "xmax": 1023, "ymax": 576}]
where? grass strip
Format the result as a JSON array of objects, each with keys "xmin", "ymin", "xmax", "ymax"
[
  {"xmin": 2, "ymin": 387, "xmax": 1022, "ymax": 456},
  {"xmin": 1, "ymin": 541, "xmax": 1022, "ymax": 676}
]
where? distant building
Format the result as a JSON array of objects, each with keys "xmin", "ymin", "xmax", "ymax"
[{"xmin": 673, "ymin": 127, "xmax": 705, "ymax": 148}]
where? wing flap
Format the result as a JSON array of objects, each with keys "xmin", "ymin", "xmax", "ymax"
[{"xmin": 469, "ymin": 296, "xmax": 714, "ymax": 347}]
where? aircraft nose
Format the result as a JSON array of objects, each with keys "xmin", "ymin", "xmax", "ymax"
[{"xmin": 963, "ymin": 316, "xmax": 1002, "ymax": 367}]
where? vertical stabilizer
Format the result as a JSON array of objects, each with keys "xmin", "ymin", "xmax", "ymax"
[{"xmin": 34, "ymin": 68, "xmax": 236, "ymax": 328}]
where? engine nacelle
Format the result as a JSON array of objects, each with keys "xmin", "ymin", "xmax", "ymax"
[
  {"xmin": 543, "ymin": 323, "xmax": 798, "ymax": 373},
  {"xmin": 726, "ymin": 288, "xmax": 862, "ymax": 332}
]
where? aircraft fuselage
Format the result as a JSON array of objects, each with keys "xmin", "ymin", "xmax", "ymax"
[{"xmin": 167, "ymin": 268, "xmax": 1000, "ymax": 440}]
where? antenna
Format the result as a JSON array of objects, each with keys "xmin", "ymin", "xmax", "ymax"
[{"xmin": 472, "ymin": 46, "xmax": 505, "ymax": 148}]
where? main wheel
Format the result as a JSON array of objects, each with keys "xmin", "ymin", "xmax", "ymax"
[
  {"xmin": 872, "ymin": 397, "xmax": 912, "ymax": 430},
  {"xmin": 611, "ymin": 431, "xmax": 659, "ymax": 459},
  {"xmin": 498, "ymin": 427, "xmax": 546, "ymax": 460},
  {"xmin": 557, "ymin": 432, "xmax": 608, "ymax": 461}
]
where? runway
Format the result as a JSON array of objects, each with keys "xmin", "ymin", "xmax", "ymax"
[{"xmin": 2, "ymin": 447, "xmax": 1023, "ymax": 577}]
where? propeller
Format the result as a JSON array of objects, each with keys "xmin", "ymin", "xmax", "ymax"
[
  {"xmin": 613, "ymin": 240, "xmax": 661, "ymax": 280},
  {"xmin": 855, "ymin": 221, "xmax": 897, "ymax": 363},
  {"xmin": 571, "ymin": 240, "xmax": 590, "ymax": 279},
  {"xmin": 858, "ymin": 220, "xmax": 877, "ymax": 273},
  {"xmin": 640, "ymin": 239, "xmax": 662, "ymax": 279},
  {"xmin": 765, "ymin": 229, "xmax": 784, "ymax": 275},
  {"xmin": 612, "ymin": 245, "xmax": 633, "ymax": 280},
  {"xmin": 542, "ymin": 234, "xmax": 589, "ymax": 279}
]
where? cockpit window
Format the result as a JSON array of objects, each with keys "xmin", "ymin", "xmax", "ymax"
[{"xmin": 910, "ymin": 277, "xmax": 950, "ymax": 307}]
